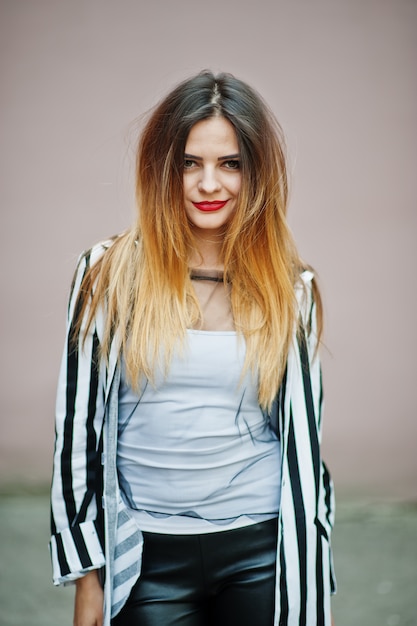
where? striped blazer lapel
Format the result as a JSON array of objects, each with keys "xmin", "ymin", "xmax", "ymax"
[{"xmin": 102, "ymin": 361, "xmax": 144, "ymax": 624}]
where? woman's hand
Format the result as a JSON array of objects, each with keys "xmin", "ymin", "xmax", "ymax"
[{"xmin": 74, "ymin": 570, "xmax": 104, "ymax": 626}]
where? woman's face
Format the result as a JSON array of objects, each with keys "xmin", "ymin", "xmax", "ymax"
[{"xmin": 183, "ymin": 116, "xmax": 242, "ymax": 238}]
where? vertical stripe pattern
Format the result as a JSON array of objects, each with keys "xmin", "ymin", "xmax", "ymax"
[{"xmin": 50, "ymin": 246, "xmax": 336, "ymax": 625}]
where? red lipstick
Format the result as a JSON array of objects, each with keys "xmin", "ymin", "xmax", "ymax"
[{"xmin": 192, "ymin": 200, "xmax": 228, "ymax": 212}]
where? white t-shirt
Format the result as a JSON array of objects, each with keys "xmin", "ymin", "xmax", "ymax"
[{"xmin": 117, "ymin": 329, "xmax": 281, "ymax": 534}]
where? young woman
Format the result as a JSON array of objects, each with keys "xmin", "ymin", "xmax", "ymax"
[{"xmin": 50, "ymin": 71, "xmax": 336, "ymax": 626}]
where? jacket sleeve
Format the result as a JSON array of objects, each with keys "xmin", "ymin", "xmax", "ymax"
[
  {"xmin": 299, "ymin": 271, "xmax": 337, "ymax": 594},
  {"xmin": 50, "ymin": 249, "xmax": 106, "ymax": 585}
]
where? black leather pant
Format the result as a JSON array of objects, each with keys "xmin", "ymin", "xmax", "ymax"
[{"xmin": 112, "ymin": 517, "xmax": 278, "ymax": 626}]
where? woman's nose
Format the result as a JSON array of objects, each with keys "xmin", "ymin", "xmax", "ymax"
[{"xmin": 197, "ymin": 167, "xmax": 221, "ymax": 194}]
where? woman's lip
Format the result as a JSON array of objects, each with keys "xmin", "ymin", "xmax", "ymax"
[{"xmin": 192, "ymin": 200, "xmax": 228, "ymax": 212}]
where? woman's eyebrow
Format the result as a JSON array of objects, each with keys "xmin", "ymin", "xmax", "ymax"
[
  {"xmin": 184, "ymin": 153, "xmax": 202, "ymax": 160},
  {"xmin": 218, "ymin": 153, "xmax": 240, "ymax": 160},
  {"xmin": 184, "ymin": 153, "xmax": 241, "ymax": 160}
]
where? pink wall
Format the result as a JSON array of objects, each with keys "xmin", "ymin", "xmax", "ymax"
[{"xmin": 1, "ymin": 0, "xmax": 416, "ymax": 499}]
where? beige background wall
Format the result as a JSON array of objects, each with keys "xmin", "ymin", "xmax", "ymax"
[{"xmin": 1, "ymin": 0, "xmax": 416, "ymax": 500}]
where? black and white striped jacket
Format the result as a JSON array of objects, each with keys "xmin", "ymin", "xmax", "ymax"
[{"xmin": 50, "ymin": 240, "xmax": 336, "ymax": 625}]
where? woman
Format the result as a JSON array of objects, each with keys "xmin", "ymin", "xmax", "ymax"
[{"xmin": 50, "ymin": 71, "xmax": 336, "ymax": 626}]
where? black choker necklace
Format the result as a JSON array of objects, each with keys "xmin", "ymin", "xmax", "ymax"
[{"xmin": 189, "ymin": 268, "xmax": 225, "ymax": 283}]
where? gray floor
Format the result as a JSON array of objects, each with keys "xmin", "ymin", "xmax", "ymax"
[{"xmin": 0, "ymin": 494, "xmax": 416, "ymax": 625}]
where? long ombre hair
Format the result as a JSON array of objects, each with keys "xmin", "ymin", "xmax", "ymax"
[{"xmin": 74, "ymin": 71, "xmax": 322, "ymax": 411}]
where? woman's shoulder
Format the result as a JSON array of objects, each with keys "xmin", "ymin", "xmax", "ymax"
[
  {"xmin": 294, "ymin": 266, "xmax": 320, "ymax": 330},
  {"xmin": 76, "ymin": 233, "xmax": 128, "ymax": 270},
  {"xmin": 68, "ymin": 233, "xmax": 128, "ymax": 304},
  {"xmin": 295, "ymin": 267, "xmax": 314, "ymax": 300},
  {"xmin": 298, "ymin": 268, "xmax": 314, "ymax": 287}
]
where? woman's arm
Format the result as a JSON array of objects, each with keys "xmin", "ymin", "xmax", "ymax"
[
  {"xmin": 50, "ymin": 250, "xmax": 106, "ymax": 585},
  {"xmin": 73, "ymin": 570, "xmax": 104, "ymax": 626},
  {"xmin": 299, "ymin": 273, "xmax": 337, "ymax": 595}
]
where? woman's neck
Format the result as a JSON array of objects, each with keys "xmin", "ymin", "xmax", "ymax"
[{"xmin": 188, "ymin": 230, "xmax": 224, "ymax": 271}]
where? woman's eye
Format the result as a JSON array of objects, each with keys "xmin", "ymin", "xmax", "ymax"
[
  {"xmin": 223, "ymin": 160, "xmax": 240, "ymax": 170},
  {"xmin": 184, "ymin": 159, "xmax": 196, "ymax": 169}
]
